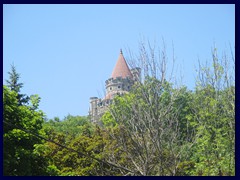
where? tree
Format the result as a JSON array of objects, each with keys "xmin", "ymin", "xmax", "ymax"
[
  {"xmin": 100, "ymin": 40, "xmax": 196, "ymax": 175},
  {"xmin": 187, "ymin": 45, "xmax": 235, "ymax": 175},
  {"xmin": 44, "ymin": 115, "xmax": 93, "ymax": 139},
  {"xmin": 3, "ymin": 85, "xmax": 48, "ymax": 175},
  {"xmin": 100, "ymin": 41, "xmax": 235, "ymax": 176},
  {"xmin": 41, "ymin": 120, "xmax": 125, "ymax": 176},
  {"xmin": 6, "ymin": 64, "xmax": 29, "ymax": 105},
  {"xmin": 3, "ymin": 65, "xmax": 51, "ymax": 175}
]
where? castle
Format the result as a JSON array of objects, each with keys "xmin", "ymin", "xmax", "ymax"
[{"xmin": 89, "ymin": 49, "xmax": 141, "ymax": 124}]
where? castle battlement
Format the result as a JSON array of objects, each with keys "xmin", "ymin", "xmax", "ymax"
[{"xmin": 105, "ymin": 76, "xmax": 133, "ymax": 85}]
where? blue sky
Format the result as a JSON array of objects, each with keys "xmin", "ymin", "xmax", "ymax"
[{"xmin": 3, "ymin": 4, "xmax": 235, "ymax": 119}]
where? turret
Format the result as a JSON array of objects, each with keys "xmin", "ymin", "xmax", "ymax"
[
  {"xmin": 89, "ymin": 49, "xmax": 141, "ymax": 124},
  {"xmin": 89, "ymin": 97, "xmax": 98, "ymax": 123}
]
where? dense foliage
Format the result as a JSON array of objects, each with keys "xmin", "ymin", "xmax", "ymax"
[
  {"xmin": 3, "ymin": 81, "xmax": 47, "ymax": 175},
  {"xmin": 3, "ymin": 46, "xmax": 235, "ymax": 176}
]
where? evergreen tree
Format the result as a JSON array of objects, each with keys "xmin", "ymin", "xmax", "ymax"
[
  {"xmin": 3, "ymin": 65, "xmax": 51, "ymax": 175},
  {"xmin": 6, "ymin": 64, "xmax": 29, "ymax": 105}
]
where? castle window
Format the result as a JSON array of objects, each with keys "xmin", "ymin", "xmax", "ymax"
[
  {"xmin": 110, "ymin": 87, "xmax": 112, "ymax": 90},
  {"xmin": 118, "ymin": 85, "xmax": 121, "ymax": 89}
]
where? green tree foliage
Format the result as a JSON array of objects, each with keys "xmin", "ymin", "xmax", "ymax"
[
  {"xmin": 3, "ymin": 66, "xmax": 52, "ymax": 176},
  {"xmin": 44, "ymin": 115, "xmax": 92, "ymax": 139},
  {"xmin": 3, "ymin": 86, "xmax": 48, "ymax": 175},
  {"xmin": 100, "ymin": 78, "xmax": 195, "ymax": 175},
  {"xmin": 187, "ymin": 47, "xmax": 235, "ymax": 176},
  {"xmin": 3, "ymin": 44, "xmax": 234, "ymax": 176},
  {"xmin": 99, "ymin": 44, "xmax": 235, "ymax": 176},
  {"xmin": 40, "ymin": 116, "xmax": 133, "ymax": 176},
  {"xmin": 40, "ymin": 115, "xmax": 101, "ymax": 175},
  {"xmin": 6, "ymin": 64, "xmax": 29, "ymax": 105}
]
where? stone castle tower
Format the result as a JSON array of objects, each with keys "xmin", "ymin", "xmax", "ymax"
[{"xmin": 89, "ymin": 49, "xmax": 141, "ymax": 123}]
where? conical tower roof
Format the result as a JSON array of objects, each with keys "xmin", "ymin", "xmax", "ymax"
[{"xmin": 111, "ymin": 49, "xmax": 133, "ymax": 79}]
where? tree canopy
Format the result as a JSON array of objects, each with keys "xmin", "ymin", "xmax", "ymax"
[{"xmin": 3, "ymin": 44, "xmax": 235, "ymax": 176}]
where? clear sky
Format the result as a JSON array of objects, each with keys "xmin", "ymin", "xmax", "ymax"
[{"xmin": 3, "ymin": 4, "xmax": 235, "ymax": 120}]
